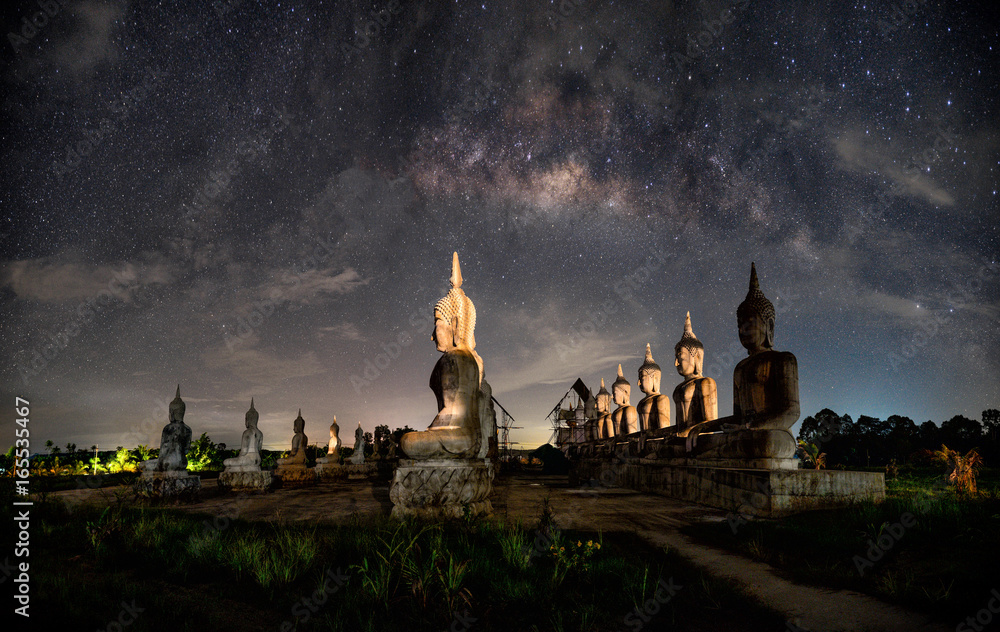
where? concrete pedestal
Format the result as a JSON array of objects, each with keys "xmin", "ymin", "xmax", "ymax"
[
  {"xmin": 390, "ymin": 459, "xmax": 494, "ymax": 520},
  {"xmin": 274, "ymin": 465, "xmax": 317, "ymax": 487},
  {"xmin": 315, "ymin": 461, "xmax": 348, "ymax": 480},
  {"xmin": 136, "ymin": 470, "xmax": 201, "ymax": 497},
  {"xmin": 572, "ymin": 457, "xmax": 884, "ymax": 517},
  {"xmin": 218, "ymin": 469, "xmax": 274, "ymax": 492}
]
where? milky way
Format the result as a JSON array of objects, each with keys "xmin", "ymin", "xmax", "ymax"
[{"xmin": 1, "ymin": 0, "xmax": 997, "ymax": 450}]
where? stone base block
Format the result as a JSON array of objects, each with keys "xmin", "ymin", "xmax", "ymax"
[
  {"xmin": 274, "ymin": 466, "xmax": 317, "ymax": 487},
  {"xmin": 136, "ymin": 471, "xmax": 201, "ymax": 498},
  {"xmin": 572, "ymin": 458, "xmax": 884, "ymax": 517},
  {"xmin": 315, "ymin": 462, "xmax": 347, "ymax": 480},
  {"xmin": 218, "ymin": 469, "xmax": 274, "ymax": 492},
  {"xmin": 648, "ymin": 456, "xmax": 798, "ymax": 470},
  {"xmin": 344, "ymin": 463, "xmax": 377, "ymax": 479},
  {"xmin": 390, "ymin": 459, "xmax": 494, "ymax": 520}
]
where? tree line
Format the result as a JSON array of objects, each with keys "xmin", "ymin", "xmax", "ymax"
[{"xmin": 797, "ymin": 408, "xmax": 1000, "ymax": 468}]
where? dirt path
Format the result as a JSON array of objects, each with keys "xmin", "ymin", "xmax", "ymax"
[{"xmin": 54, "ymin": 473, "xmax": 951, "ymax": 632}]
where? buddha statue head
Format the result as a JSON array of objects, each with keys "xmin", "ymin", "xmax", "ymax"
[
  {"xmin": 638, "ymin": 344, "xmax": 662, "ymax": 395},
  {"xmin": 293, "ymin": 409, "xmax": 305, "ymax": 434},
  {"xmin": 168, "ymin": 385, "xmax": 185, "ymax": 423},
  {"xmin": 330, "ymin": 415, "xmax": 339, "ymax": 437},
  {"xmin": 432, "ymin": 252, "xmax": 484, "ymax": 380},
  {"xmin": 433, "ymin": 252, "xmax": 476, "ymax": 352},
  {"xmin": 736, "ymin": 263, "xmax": 776, "ymax": 354},
  {"xmin": 674, "ymin": 312, "xmax": 705, "ymax": 378},
  {"xmin": 612, "ymin": 364, "xmax": 631, "ymax": 407},
  {"xmin": 245, "ymin": 398, "xmax": 259, "ymax": 429},
  {"xmin": 596, "ymin": 378, "xmax": 611, "ymax": 413}
]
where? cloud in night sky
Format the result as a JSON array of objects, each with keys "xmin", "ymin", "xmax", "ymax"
[{"xmin": 1, "ymin": 0, "xmax": 997, "ymax": 451}]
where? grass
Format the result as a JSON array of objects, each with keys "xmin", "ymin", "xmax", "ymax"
[
  {"xmin": 4, "ymin": 476, "xmax": 788, "ymax": 632},
  {"xmin": 682, "ymin": 466, "xmax": 1000, "ymax": 623}
]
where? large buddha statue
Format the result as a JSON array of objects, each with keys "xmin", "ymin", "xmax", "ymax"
[
  {"xmin": 400, "ymin": 252, "xmax": 482, "ymax": 460},
  {"xmin": 596, "ymin": 379, "xmax": 614, "ymax": 439},
  {"xmin": 672, "ymin": 312, "xmax": 718, "ymax": 431},
  {"xmin": 677, "ymin": 264, "xmax": 800, "ymax": 460},
  {"xmin": 141, "ymin": 386, "xmax": 193, "ymax": 472},
  {"xmin": 636, "ymin": 344, "xmax": 671, "ymax": 431},
  {"xmin": 611, "ymin": 364, "xmax": 639, "ymax": 436},
  {"xmin": 276, "ymin": 410, "xmax": 308, "ymax": 466},
  {"xmin": 222, "ymin": 399, "xmax": 264, "ymax": 471},
  {"xmin": 316, "ymin": 415, "xmax": 341, "ymax": 464}
]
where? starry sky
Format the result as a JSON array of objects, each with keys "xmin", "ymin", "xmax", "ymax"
[{"xmin": 1, "ymin": 0, "xmax": 998, "ymax": 452}]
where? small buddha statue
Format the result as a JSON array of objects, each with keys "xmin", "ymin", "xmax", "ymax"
[
  {"xmin": 141, "ymin": 386, "xmax": 193, "ymax": 472},
  {"xmin": 350, "ymin": 422, "xmax": 366, "ymax": 464},
  {"xmin": 611, "ymin": 364, "xmax": 639, "ymax": 436},
  {"xmin": 276, "ymin": 410, "xmax": 308, "ymax": 467},
  {"xmin": 316, "ymin": 415, "xmax": 341, "ymax": 464},
  {"xmin": 677, "ymin": 264, "xmax": 800, "ymax": 460},
  {"xmin": 636, "ymin": 344, "xmax": 671, "ymax": 431},
  {"xmin": 400, "ymin": 252, "xmax": 483, "ymax": 460},
  {"xmin": 596, "ymin": 379, "xmax": 614, "ymax": 439},
  {"xmin": 222, "ymin": 399, "xmax": 264, "ymax": 472},
  {"xmin": 672, "ymin": 312, "xmax": 718, "ymax": 431}
]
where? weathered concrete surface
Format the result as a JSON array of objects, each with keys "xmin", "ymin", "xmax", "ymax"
[
  {"xmin": 55, "ymin": 473, "xmax": 945, "ymax": 632},
  {"xmin": 217, "ymin": 470, "xmax": 274, "ymax": 492},
  {"xmin": 273, "ymin": 466, "xmax": 316, "ymax": 487},
  {"xmin": 390, "ymin": 458, "xmax": 493, "ymax": 520},
  {"xmin": 573, "ymin": 458, "xmax": 885, "ymax": 517},
  {"xmin": 136, "ymin": 470, "xmax": 200, "ymax": 497}
]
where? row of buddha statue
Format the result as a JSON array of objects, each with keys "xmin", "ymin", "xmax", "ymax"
[
  {"xmin": 139, "ymin": 384, "xmax": 371, "ymax": 488},
  {"xmin": 586, "ymin": 310, "xmax": 719, "ymax": 441},
  {"xmin": 578, "ymin": 263, "xmax": 800, "ymax": 462}
]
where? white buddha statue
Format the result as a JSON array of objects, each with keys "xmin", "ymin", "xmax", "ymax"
[{"xmin": 222, "ymin": 399, "xmax": 263, "ymax": 472}]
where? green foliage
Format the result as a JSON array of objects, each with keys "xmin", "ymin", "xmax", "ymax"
[
  {"xmin": 497, "ymin": 519, "xmax": 531, "ymax": 571},
  {"xmin": 796, "ymin": 441, "xmax": 826, "ymax": 469},
  {"xmin": 185, "ymin": 433, "xmax": 225, "ymax": 471},
  {"xmin": 107, "ymin": 446, "xmax": 139, "ymax": 473},
  {"xmin": 932, "ymin": 445, "xmax": 983, "ymax": 496},
  {"xmin": 687, "ymin": 468, "xmax": 1000, "ymax": 622},
  {"xmin": 25, "ymin": 494, "xmax": 788, "ymax": 631}
]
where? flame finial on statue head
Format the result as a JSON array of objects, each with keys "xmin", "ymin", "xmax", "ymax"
[
  {"xmin": 639, "ymin": 343, "xmax": 660, "ymax": 377},
  {"xmin": 675, "ymin": 311, "xmax": 705, "ymax": 355},
  {"xmin": 613, "ymin": 363, "xmax": 629, "ymax": 389},
  {"xmin": 169, "ymin": 385, "xmax": 186, "ymax": 421},
  {"xmin": 737, "ymin": 262, "xmax": 775, "ymax": 323},
  {"xmin": 450, "ymin": 251, "xmax": 463, "ymax": 288}
]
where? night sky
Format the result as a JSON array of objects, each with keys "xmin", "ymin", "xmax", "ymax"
[{"xmin": 2, "ymin": 0, "xmax": 997, "ymax": 452}]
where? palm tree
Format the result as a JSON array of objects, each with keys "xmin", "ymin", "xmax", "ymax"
[
  {"xmin": 932, "ymin": 444, "xmax": 983, "ymax": 496},
  {"xmin": 796, "ymin": 441, "xmax": 826, "ymax": 470}
]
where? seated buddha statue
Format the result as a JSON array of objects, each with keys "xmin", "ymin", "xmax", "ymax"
[
  {"xmin": 611, "ymin": 364, "xmax": 639, "ymax": 436},
  {"xmin": 672, "ymin": 312, "xmax": 718, "ymax": 432},
  {"xmin": 400, "ymin": 252, "xmax": 483, "ymax": 460},
  {"xmin": 141, "ymin": 386, "xmax": 194, "ymax": 472},
  {"xmin": 636, "ymin": 344, "xmax": 671, "ymax": 431},
  {"xmin": 595, "ymin": 379, "xmax": 614, "ymax": 439},
  {"xmin": 276, "ymin": 410, "xmax": 308, "ymax": 466},
  {"xmin": 676, "ymin": 264, "xmax": 800, "ymax": 460},
  {"xmin": 349, "ymin": 422, "xmax": 366, "ymax": 464},
  {"xmin": 316, "ymin": 415, "xmax": 341, "ymax": 464},
  {"xmin": 222, "ymin": 399, "xmax": 264, "ymax": 471}
]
